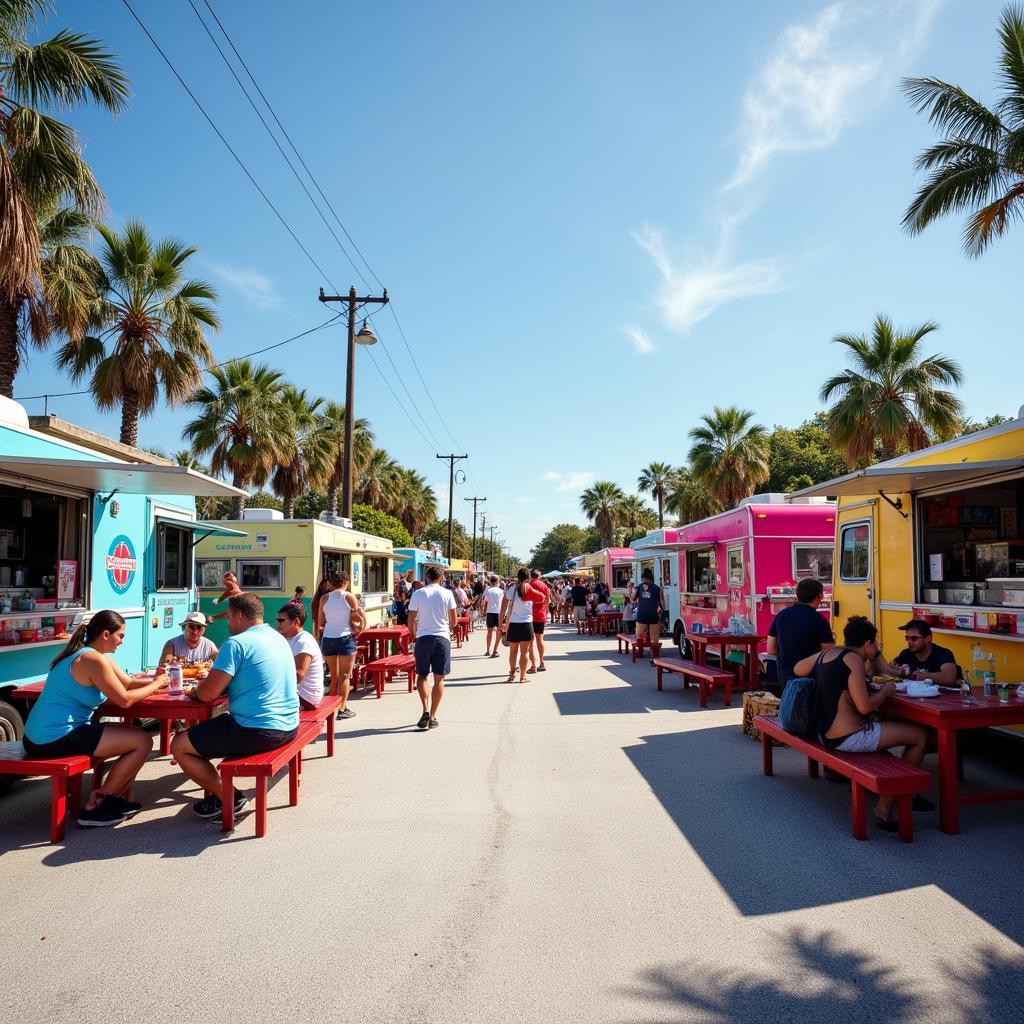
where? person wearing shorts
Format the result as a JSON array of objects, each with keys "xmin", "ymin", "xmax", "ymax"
[
  {"xmin": 634, "ymin": 569, "xmax": 664, "ymax": 651},
  {"xmin": 408, "ymin": 565, "xmax": 457, "ymax": 729},
  {"xmin": 570, "ymin": 578, "xmax": 589, "ymax": 624},
  {"xmin": 501, "ymin": 568, "xmax": 546, "ymax": 682},
  {"xmin": 171, "ymin": 593, "xmax": 299, "ymax": 821},
  {"xmin": 482, "ymin": 574, "xmax": 505, "ymax": 657},
  {"xmin": 529, "ymin": 568, "xmax": 550, "ymax": 672},
  {"xmin": 316, "ymin": 570, "xmax": 365, "ymax": 720}
]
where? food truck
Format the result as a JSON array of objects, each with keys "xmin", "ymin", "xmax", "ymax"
[
  {"xmin": 446, "ymin": 558, "xmax": 478, "ymax": 583},
  {"xmin": 631, "ymin": 494, "xmax": 836, "ymax": 663},
  {"xmin": 578, "ymin": 547, "xmax": 635, "ymax": 599},
  {"xmin": 0, "ymin": 396, "xmax": 245, "ymax": 745},
  {"xmin": 394, "ymin": 545, "xmax": 449, "ymax": 583},
  {"xmin": 194, "ymin": 512, "xmax": 396, "ymax": 645},
  {"xmin": 790, "ymin": 410, "xmax": 1024, "ymax": 728}
]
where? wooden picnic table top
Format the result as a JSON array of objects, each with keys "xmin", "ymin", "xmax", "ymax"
[
  {"xmin": 13, "ymin": 679, "xmax": 227, "ymax": 720},
  {"xmin": 689, "ymin": 632, "xmax": 766, "ymax": 645},
  {"xmin": 884, "ymin": 689, "xmax": 1024, "ymax": 729},
  {"xmin": 358, "ymin": 625, "xmax": 409, "ymax": 638}
]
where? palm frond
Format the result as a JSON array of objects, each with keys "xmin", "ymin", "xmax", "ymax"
[{"xmin": 901, "ymin": 76, "xmax": 1004, "ymax": 145}]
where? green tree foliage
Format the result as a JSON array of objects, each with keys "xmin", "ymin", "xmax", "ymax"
[
  {"xmin": 579, "ymin": 481, "xmax": 626, "ymax": 548},
  {"xmin": 351, "ymin": 504, "xmax": 412, "ymax": 548},
  {"xmin": 760, "ymin": 415, "xmax": 848, "ymax": 494},
  {"xmin": 617, "ymin": 495, "xmax": 659, "ymax": 545},
  {"xmin": 415, "ymin": 518, "xmax": 471, "ymax": 560},
  {"xmin": 958, "ymin": 413, "xmax": 1013, "ymax": 437},
  {"xmin": 530, "ymin": 523, "xmax": 602, "ymax": 572},
  {"xmin": 688, "ymin": 406, "xmax": 770, "ymax": 506}
]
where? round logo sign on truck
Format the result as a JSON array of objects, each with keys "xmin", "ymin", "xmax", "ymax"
[{"xmin": 105, "ymin": 535, "xmax": 137, "ymax": 594}]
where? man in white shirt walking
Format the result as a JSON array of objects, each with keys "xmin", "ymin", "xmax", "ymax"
[
  {"xmin": 407, "ymin": 565, "xmax": 458, "ymax": 730},
  {"xmin": 482, "ymin": 574, "xmax": 505, "ymax": 658}
]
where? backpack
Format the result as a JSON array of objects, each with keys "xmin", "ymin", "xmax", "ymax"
[{"xmin": 777, "ymin": 650, "xmax": 831, "ymax": 737}]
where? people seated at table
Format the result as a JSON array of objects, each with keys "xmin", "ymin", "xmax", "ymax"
[
  {"xmin": 23, "ymin": 610, "xmax": 169, "ymax": 828},
  {"xmin": 316, "ymin": 570, "xmax": 365, "ymax": 721},
  {"xmin": 793, "ymin": 615, "xmax": 931, "ymax": 832},
  {"xmin": 887, "ymin": 619, "xmax": 960, "ymax": 685},
  {"xmin": 171, "ymin": 592, "xmax": 299, "ymax": 821},
  {"xmin": 159, "ymin": 611, "xmax": 219, "ymax": 666},
  {"xmin": 276, "ymin": 602, "xmax": 325, "ymax": 709},
  {"xmin": 596, "ymin": 598, "xmax": 613, "ymax": 614}
]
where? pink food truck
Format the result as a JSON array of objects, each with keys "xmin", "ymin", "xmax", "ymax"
[
  {"xmin": 577, "ymin": 547, "xmax": 635, "ymax": 597},
  {"xmin": 630, "ymin": 494, "xmax": 836, "ymax": 671}
]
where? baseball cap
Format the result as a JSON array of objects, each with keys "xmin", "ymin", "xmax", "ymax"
[
  {"xmin": 897, "ymin": 618, "xmax": 931, "ymax": 635},
  {"xmin": 180, "ymin": 611, "xmax": 208, "ymax": 627}
]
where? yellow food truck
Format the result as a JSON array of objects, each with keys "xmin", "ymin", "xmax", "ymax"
[
  {"xmin": 792, "ymin": 411, "xmax": 1024, "ymax": 720},
  {"xmin": 193, "ymin": 512, "xmax": 395, "ymax": 645}
]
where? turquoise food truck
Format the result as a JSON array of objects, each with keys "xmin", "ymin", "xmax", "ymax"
[
  {"xmin": 394, "ymin": 545, "xmax": 449, "ymax": 583},
  {"xmin": 0, "ymin": 397, "xmax": 245, "ymax": 756}
]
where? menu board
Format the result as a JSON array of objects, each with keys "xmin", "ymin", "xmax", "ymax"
[{"xmin": 57, "ymin": 560, "xmax": 78, "ymax": 600}]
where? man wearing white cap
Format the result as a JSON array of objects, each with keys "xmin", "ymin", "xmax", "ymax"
[{"xmin": 159, "ymin": 611, "xmax": 219, "ymax": 666}]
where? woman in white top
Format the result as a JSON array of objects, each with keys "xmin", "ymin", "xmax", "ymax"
[
  {"xmin": 316, "ymin": 570, "xmax": 365, "ymax": 719},
  {"xmin": 499, "ymin": 567, "xmax": 546, "ymax": 683},
  {"xmin": 482, "ymin": 574, "xmax": 505, "ymax": 658}
]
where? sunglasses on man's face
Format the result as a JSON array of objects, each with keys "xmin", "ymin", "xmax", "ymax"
[
  {"xmin": 186, "ymin": 624, "xmax": 205, "ymax": 631},
  {"xmin": 275, "ymin": 617, "xmax": 288, "ymax": 624},
  {"xmin": 904, "ymin": 634, "xmax": 925, "ymax": 642}
]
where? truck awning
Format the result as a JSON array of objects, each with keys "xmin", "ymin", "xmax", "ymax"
[
  {"xmin": 154, "ymin": 517, "xmax": 249, "ymax": 540},
  {"xmin": 0, "ymin": 456, "xmax": 247, "ymax": 498},
  {"xmin": 633, "ymin": 539, "xmax": 716, "ymax": 553},
  {"xmin": 788, "ymin": 459, "xmax": 1024, "ymax": 500}
]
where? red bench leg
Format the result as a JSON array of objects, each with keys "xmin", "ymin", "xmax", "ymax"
[
  {"xmin": 68, "ymin": 773, "xmax": 83, "ymax": 817},
  {"xmin": 326, "ymin": 716, "xmax": 335, "ymax": 758},
  {"xmin": 851, "ymin": 782, "xmax": 867, "ymax": 840},
  {"xmin": 806, "ymin": 757, "xmax": 820, "ymax": 779},
  {"xmin": 221, "ymin": 769, "xmax": 235, "ymax": 832},
  {"xmin": 50, "ymin": 775, "xmax": 68, "ymax": 843},
  {"xmin": 761, "ymin": 733, "xmax": 774, "ymax": 776},
  {"xmin": 699, "ymin": 681, "xmax": 708, "ymax": 709},
  {"xmin": 159, "ymin": 719, "xmax": 172, "ymax": 757},
  {"xmin": 255, "ymin": 778, "xmax": 268, "ymax": 837},
  {"xmin": 407, "ymin": 669, "xmax": 414, "ymax": 693},
  {"xmin": 656, "ymin": 665, "xmax": 663, "ymax": 691},
  {"xmin": 898, "ymin": 795, "xmax": 913, "ymax": 843},
  {"xmin": 289, "ymin": 755, "xmax": 299, "ymax": 806},
  {"xmin": 724, "ymin": 677, "xmax": 732, "ymax": 707}
]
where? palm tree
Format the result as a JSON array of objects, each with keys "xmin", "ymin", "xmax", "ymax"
[
  {"xmin": 638, "ymin": 461, "xmax": 674, "ymax": 528},
  {"xmin": 355, "ymin": 447, "xmax": 399, "ymax": 510},
  {"xmin": 665, "ymin": 466, "xmax": 722, "ymax": 524},
  {"xmin": 173, "ymin": 448, "xmax": 221, "ymax": 519},
  {"xmin": 618, "ymin": 494, "xmax": 657, "ymax": 545},
  {"xmin": 688, "ymin": 407, "xmax": 770, "ymax": 508},
  {"xmin": 392, "ymin": 466, "xmax": 437, "ymax": 536},
  {"xmin": 0, "ymin": 4, "xmax": 129, "ymax": 395},
  {"xmin": 819, "ymin": 315, "xmax": 964, "ymax": 466},
  {"xmin": 272, "ymin": 388, "xmax": 333, "ymax": 519},
  {"xmin": 321, "ymin": 401, "xmax": 374, "ymax": 518},
  {"xmin": 579, "ymin": 481, "xmax": 625, "ymax": 548},
  {"xmin": 183, "ymin": 359, "xmax": 292, "ymax": 519},
  {"xmin": 55, "ymin": 220, "xmax": 219, "ymax": 446},
  {"xmin": 902, "ymin": 6, "xmax": 1024, "ymax": 256}
]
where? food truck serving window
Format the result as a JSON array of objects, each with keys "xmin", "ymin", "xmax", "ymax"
[
  {"xmin": 839, "ymin": 523, "xmax": 870, "ymax": 582},
  {"xmin": 363, "ymin": 555, "xmax": 389, "ymax": 593},
  {"xmin": 196, "ymin": 558, "xmax": 231, "ymax": 589},
  {"xmin": 726, "ymin": 545, "xmax": 744, "ymax": 586},
  {"xmin": 237, "ymin": 558, "xmax": 283, "ymax": 590},
  {"xmin": 157, "ymin": 523, "xmax": 192, "ymax": 590},
  {"xmin": 612, "ymin": 565, "xmax": 631, "ymax": 588},
  {"xmin": 793, "ymin": 544, "xmax": 834, "ymax": 582},
  {"xmin": 687, "ymin": 548, "xmax": 716, "ymax": 593}
]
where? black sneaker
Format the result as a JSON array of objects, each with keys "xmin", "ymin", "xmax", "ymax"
[
  {"xmin": 77, "ymin": 795, "xmax": 127, "ymax": 828},
  {"xmin": 192, "ymin": 795, "xmax": 222, "ymax": 819},
  {"xmin": 428, "ymin": 718, "xmax": 439, "ymax": 729},
  {"xmin": 232, "ymin": 791, "xmax": 250, "ymax": 816},
  {"xmin": 336, "ymin": 707, "xmax": 356, "ymax": 720},
  {"xmin": 106, "ymin": 795, "xmax": 143, "ymax": 819},
  {"xmin": 417, "ymin": 711, "xmax": 431, "ymax": 730}
]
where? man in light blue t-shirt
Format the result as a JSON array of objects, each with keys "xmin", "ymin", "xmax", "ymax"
[{"xmin": 171, "ymin": 592, "xmax": 299, "ymax": 821}]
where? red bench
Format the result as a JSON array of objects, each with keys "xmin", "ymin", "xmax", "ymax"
[
  {"xmin": 299, "ymin": 693, "xmax": 344, "ymax": 757},
  {"xmin": 615, "ymin": 633, "xmax": 662, "ymax": 663},
  {"xmin": 754, "ymin": 715, "xmax": 931, "ymax": 843},
  {"xmin": 653, "ymin": 657, "xmax": 737, "ymax": 707},
  {"xmin": 0, "ymin": 741, "xmax": 92, "ymax": 843},
  {"xmin": 361, "ymin": 654, "xmax": 417, "ymax": 698},
  {"xmin": 219, "ymin": 721, "xmax": 319, "ymax": 837}
]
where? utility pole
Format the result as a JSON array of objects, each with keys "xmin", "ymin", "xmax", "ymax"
[
  {"xmin": 464, "ymin": 496, "xmax": 486, "ymax": 565},
  {"xmin": 318, "ymin": 285, "xmax": 389, "ymax": 519},
  {"xmin": 436, "ymin": 453, "xmax": 468, "ymax": 561},
  {"xmin": 487, "ymin": 525, "xmax": 497, "ymax": 575}
]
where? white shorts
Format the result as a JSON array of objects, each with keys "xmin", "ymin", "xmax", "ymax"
[
  {"xmin": 832, "ymin": 721, "xmax": 882, "ymax": 753},
  {"xmin": 573, "ymin": 606, "xmax": 587, "ymax": 622}
]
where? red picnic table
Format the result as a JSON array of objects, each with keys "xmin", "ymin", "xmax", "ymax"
[
  {"xmin": 884, "ymin": 689, "xmax": 1024, "ymax": 835},
  {"xmin": 454, "ymin": 615, "xmax": 470, "ymax": 645},
  {"xmin": 13, "ymin": 680, "xmax": 227, "ymax": 758},
  {"xmin": 595, "ymin": 611, "xmax": 623, "ymax": 636},
  {"xmin": 356, "ymin": 625, "xmax": 410, "ymax": 663},
  {"xmin": 689, "ymin": 632, "xmax": 766, "ymax": 688}
]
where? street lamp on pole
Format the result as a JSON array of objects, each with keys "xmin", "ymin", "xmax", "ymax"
[{"xmin": 318, "ymin": 285, "xmax": 389, "ymax": 519}]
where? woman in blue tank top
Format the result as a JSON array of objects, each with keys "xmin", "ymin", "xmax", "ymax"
[{"xmin": 24, "ymin": 610, "xmax": 170, "ymax": 828}]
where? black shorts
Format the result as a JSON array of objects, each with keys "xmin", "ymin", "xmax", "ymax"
[
  {"xmin": 486, "ymin": 612, "xmax": 500, "ymax": 629},
  {"xmin": 414, "ymin": 635, "xmax": 451, "ymax": 677},
  {"xmin": 507, "ymin": 622, "xmax": 534, "ymax": 643},
  {"xmin": 187, "ymin": 714, "xmax": 298, "ymax": 759},
  {"xmin": 23, "ymin": 723, "xmax": 105, "ymax": 759},
  {"xmin": 636, "ymin": 614, "xmax": 661, "ymax": 626},
  {"xmin": 532, "ymin": 621, "xmax": 545, "ymax": 635}
]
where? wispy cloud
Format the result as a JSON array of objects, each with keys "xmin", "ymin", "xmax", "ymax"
[
  {"xmin": 208, "ymin": 263, "xmax": 282, "ymax": 312},
  {"xmin": 544, "ymin": 470, "xmax": 594, "ymax": 493},
  {"xmin": 623, "ymin": 324, "xmax": 656, "ymax": 355},
  {"xmin": 632, "ymin": 1, "xmax": 943, "ymax": 334}
]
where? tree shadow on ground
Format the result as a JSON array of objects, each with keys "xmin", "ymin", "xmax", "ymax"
[
  {"xmin": 623, "ymin": 723, "xmax": 1024, "ymax": 947},
  {"xmin": 625, "ymin": 928, "xmax": 1024, "ymax": 1024}
]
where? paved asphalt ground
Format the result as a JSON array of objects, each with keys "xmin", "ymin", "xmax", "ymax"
[{"xmin": 3, "ymin": 624, "xmax": 1023, "ymax": 1023}]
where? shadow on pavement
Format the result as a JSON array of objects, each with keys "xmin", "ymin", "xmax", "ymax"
[
  {"xmin": 625, "ymin": 927, "xmax": 1024, "ymax": 1024},
  {"xmin": 624, "ymin": 723, "xmax": 1024, "ymax": 947}
]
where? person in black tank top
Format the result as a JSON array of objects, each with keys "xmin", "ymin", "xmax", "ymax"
[{"xmin": 793, "ymin": 616, "xmax": 931, "ymax": 833}]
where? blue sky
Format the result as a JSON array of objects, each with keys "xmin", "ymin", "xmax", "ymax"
[{"xmin": 13, "ymin": 0, "xmax": 1021, "ymax": 558}]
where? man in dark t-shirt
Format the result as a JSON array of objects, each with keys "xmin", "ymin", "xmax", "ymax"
[
  {"xmin": 569, "ymin": 579, "xmax": 589, "ymax": 625},
  {"xmin": 890, "ymin": 619, "xmax": 959, "ymax": 685},
  {"xmin": 767, "ymin": 578, "xmax": 834, "ymax": 691}
]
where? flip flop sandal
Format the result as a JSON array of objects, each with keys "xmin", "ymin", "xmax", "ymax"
[
  {"xmin": 507, "ymin": 672, "xmax": 516, "ymax": 683},
  {"xmin": 527, "ymin": 667, "xmax": 536, "ymax": 674},
  {"xmin": 537, "ymin": 664, "xmax": 546, "ymax": 672},
  {"xmin": 874, "ymin": 816, "xmax": 900, "ymax": 833}
]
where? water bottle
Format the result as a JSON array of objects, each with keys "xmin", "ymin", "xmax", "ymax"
[
  {"xmin": 983, "ymin": 653, "xmax": 997, "ymax": 697},
  {"xmin": 168, "ymin": 660, "xmax": 183, "ymax": 696}
]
